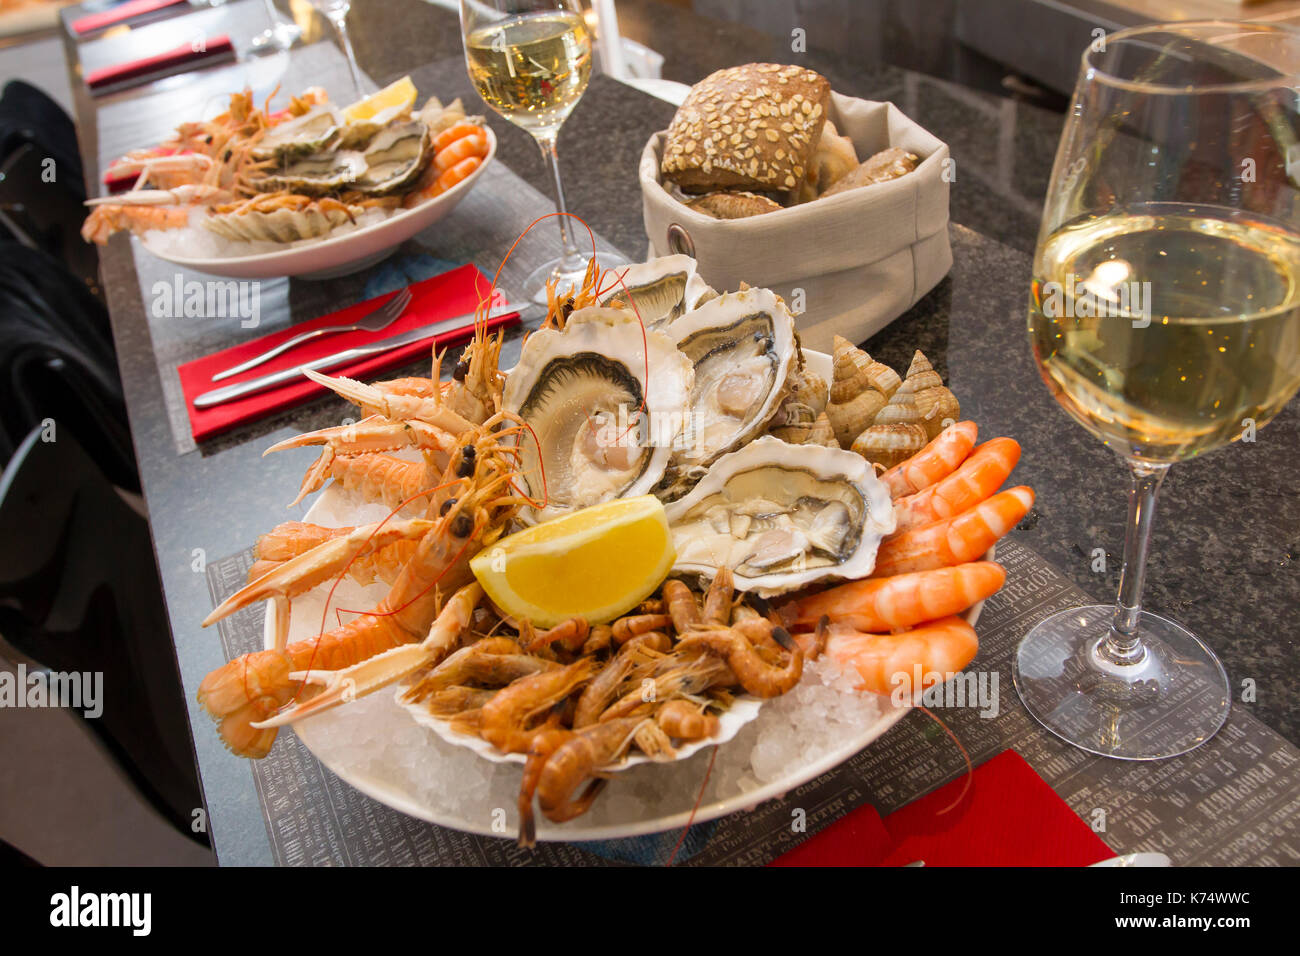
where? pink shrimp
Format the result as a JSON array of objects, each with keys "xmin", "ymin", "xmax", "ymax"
[
  {"xmin": 891, "ymin": 437, "xmax": 1021, "ymax": 535},
  {"xmin": 823, "ymin": 616, "xmax": 979, "ymax": 696},
  {"xmin": 872, "ymin": 486, "xmax": 1034, "ymax": 577},
  {"xmin": 783, "ymin": 561, "xmax": 1006, "ymax": 632},
  {"xmin": 880, "ymin": 420, "xmax": 978, "ymax": 499}
]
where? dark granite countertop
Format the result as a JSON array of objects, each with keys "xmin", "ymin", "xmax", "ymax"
[{"xmin": 59, "ymin": 0, "xmax": 1299, "ymax": 864}]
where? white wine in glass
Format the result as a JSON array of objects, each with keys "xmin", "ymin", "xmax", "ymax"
[
  {"xmin": 1015, "ymin": 21, "xmax": 1300, "ymax": 760},
  {"xmin": 461, "ymin": 0, "xmax": 624, "ymax": 301}
]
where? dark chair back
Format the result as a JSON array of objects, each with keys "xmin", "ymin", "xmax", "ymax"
[
  {"xmin": 0, "ymin": 81, "xmax": 99, "ymax": 292},
  {"xmin": 0, "ymin": 80, "xmax": 84, "ymax": 198},
  {"xmin": 0, "ymin": 427, "xmax": 207, "ymax": 847},
  {"xmin": 0, "ymin": 241, "xmax": 137, "ymax": 491}
]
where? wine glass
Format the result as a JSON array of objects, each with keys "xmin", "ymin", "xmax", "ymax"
[
  {"xmin": 249, "ymin": 0, "xmax": 302, "ymax": 54},
  {"xmin": 1015, "ymin": 21, "xmax": 1300, "ymax": 759},
  {"xmin": 460, "ymin": 0, "xmax": 624, "ymax": 302},
  {"xmin": 309, "ymin": 0, "xmax": 368, "ymax": 98}
]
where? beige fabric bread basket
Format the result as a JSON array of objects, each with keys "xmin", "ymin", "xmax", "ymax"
[{"xmin": 640, "ymin": 93, "xmax": 951, "ymax": 351}]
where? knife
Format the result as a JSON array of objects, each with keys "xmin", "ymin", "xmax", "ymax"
[{"xmin": 192, "ymin": 302, "xmax": 524, "ymax": 409}]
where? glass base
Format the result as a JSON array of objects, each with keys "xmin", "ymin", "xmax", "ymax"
[
  {"xmin": 1013, "ymin": 605, "xmax": 1229, "ymax": 760},
  {"xmin": 524, "ymin": 251, "xmax": 628, "ymax": 305},
  {"xmin": 249, "ymin": 22, "xmax": 302, "ymax": 53}
]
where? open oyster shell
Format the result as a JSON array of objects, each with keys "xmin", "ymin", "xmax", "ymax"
[
  {"xmin": 656, "ymin": 286, "xmax": 796, "ymax": 501},
  {"xmin": 663, "ymin": 436, "xmax": 896, "ymax": 596},
  {"xmin": 254, "ymin": 151, "xmax": 368, "ymax": 197},
  {"xmin": 252, "ymin": 105, "xmax": 344, "ymax": 162},
  {"xmin": 338, "ymin": 102, "xmax": 412, "ymax": 149},
  {"xmin": 353, "ymin": 121, "xmax": 432, "ymax": 196},
  {"xmin": 503, "ymin": 307, "xmax": 694, "ymax": 523},
  {"xmin": 598, "ymin": 254, "xmax": 714, "ymax": 331}
]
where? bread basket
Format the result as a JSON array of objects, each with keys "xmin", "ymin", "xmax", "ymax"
[{"xmin": 640, "ymin": 93, "xmax": 952, "ymax": 351}]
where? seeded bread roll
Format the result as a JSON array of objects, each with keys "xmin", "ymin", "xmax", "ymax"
[{"xmin": 661, "ymin": 63, "xmax": 830, "ymax": 196}]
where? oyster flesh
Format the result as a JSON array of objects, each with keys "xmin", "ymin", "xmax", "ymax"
[
  {"xmin": 658, "ymin": 286, "xmax": 796, "ymax": 499},
  {"xmin": 338, "ymin": 102, "xmax": 412, "ymax": 149},
  {"xmin": 503, "ymin": 307, "xmax": 693, "ymax": 523},
  {"xmin": 252, "ymin": 105, "xmax": 343, "ymax": 162},
  {"xmin": 354, "ymin": 121, "xmax": 432, "ymax": 195},
  {"xmin": 663, "ymin": 436, "xmax": 895, "ymax": 595},
  {"xmin": 598, "ymin": 254, "xmax": 714, "ymax": 331},
  {"xmin": 253, "ymin": 151, "xmax": 368, "ymax": 197}
]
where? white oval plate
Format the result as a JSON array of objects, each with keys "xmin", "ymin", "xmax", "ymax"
[
  {"xmin": 140, "ymin": 128, "xmax": 496, "ymax": 280},
  {"xmin": 261, "ymin": 348, "xmax": 989, "ymax": 841}
]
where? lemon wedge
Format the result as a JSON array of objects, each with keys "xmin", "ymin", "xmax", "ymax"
[
  {"xmin": 343, "ymin": 76, "xmax": 417, "ymax": 123},
  {"xmin": 470, "ymin": 496, "xmax": 676, "ymax": 628}
]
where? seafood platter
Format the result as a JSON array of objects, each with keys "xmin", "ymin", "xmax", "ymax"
[
  {"xmin": 82, "ymin": 78, "xmax": 495, "ymax": 279},
  {"xmin": 199, "ymin": 255, "xmax": 1034, "ymax": 843}
]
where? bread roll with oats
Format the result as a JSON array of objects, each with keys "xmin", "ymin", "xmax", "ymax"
[{"xmin": 661, "ymin": 63, "xmax": 831, "ymax": 196}]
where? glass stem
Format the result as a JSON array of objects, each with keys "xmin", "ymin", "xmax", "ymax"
[
  {"xmin": 534, "ymin": 132, "xmax": 586, "ymax": 273},
  {"xmin": 329, "ymin": 13, "xmax": 365, "ymax": 98},
  {"xmin": 1102, "ymin": 459, "xmax": 1170, "ymax": 665}
]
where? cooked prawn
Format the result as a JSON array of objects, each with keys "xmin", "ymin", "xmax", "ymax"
[
  {"xmin": 655, "ymin": 700, "xmax": 719, "ymax": 741},
  {"xmin": 479, "ymin": 658, "xmax": 599, "ymax": 753},
  {"xmin": 892, "ymin": 437, "xmax": 1020, "ymax": 535},
  {"xmin": 872, "ymin": 486, "xmax": 1034, "ymax": 577},
  {"xmin": 823, "ymin": 616, "xmax": 979, "ymax": 696},
  {"xmin": 535, "ymin": 717, "xmax": 648, "ymax": 823},
  {"xmin": 881, "ymin": 420, "xmax": 978, "ymax": 499},
  {"xmin": 783, "ymin": 561, "xmax": 1006, "ymax": 632}
]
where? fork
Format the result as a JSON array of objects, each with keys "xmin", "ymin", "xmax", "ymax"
[{"xmin": 210, "ymin": 287, "xmax": 413, "ymax": 382}]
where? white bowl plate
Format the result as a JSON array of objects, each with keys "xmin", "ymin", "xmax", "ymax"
[{"xmin": 142, "ymin": 128, "xmax": 496, "ymax": 280}]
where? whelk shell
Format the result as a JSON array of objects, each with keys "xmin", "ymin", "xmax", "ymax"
[
  {"xmin": 851, "ymin": 422, "xmax": 928, "ymax": 470},
  {"xmin": 826, "ymin": 335, "xmax": 886, "ymax": 448},
  {"xmin": 905, "ymin": 350, "xmax": 960, "ymax": 439},
  {"xmin": 871, "ymin": 377, "xmax": 921, "ymax": 427}
]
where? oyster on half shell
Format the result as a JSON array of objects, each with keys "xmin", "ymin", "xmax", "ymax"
[
  {"xmin": 252, "ymin": 105, "xmax": 344, "ymax": 162},
  {"xmin": 657, "ymin": 286, "xmax": 796, "ymax": 500},
  {"xmin": 664, "ymin": 437, "xmax": 895, "ymax": 596},
  {"xmin": 353, "ymin": 121, "xmax": 432, "ymax": 195},
  {"xmin": 598, "ymin": 254, "xmax": 714, "ymax": 331},
  {"xmin": 503, "ymin": 308, "xmax": 693, "ymax": 523},
  {"xmin": 254, "ymin": 151, "xmax": 368, "ymax": 197}
]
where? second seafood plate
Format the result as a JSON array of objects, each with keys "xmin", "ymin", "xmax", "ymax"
[{"xmin": 83, "ymin": 79, "xmax": 495, "ymax": 278}]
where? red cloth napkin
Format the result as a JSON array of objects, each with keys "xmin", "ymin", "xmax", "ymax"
[
  {"xmin": 176, "ymin": 263, "xmax": 518, "ymax": 443},
  {"xmin": 85, "ymin": 34, "xmax": 235, "ymax": 92},
  {"xmin": 768, "ymin": 802, "xmax": 893, "ymax": 867},
  {"xmin": 71, "ymin": 0, "xmax": 190, "ymax": 36},
  {"xmin": 769, "ymin": 750, "xmax": 1114, "ymax": 867}
]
